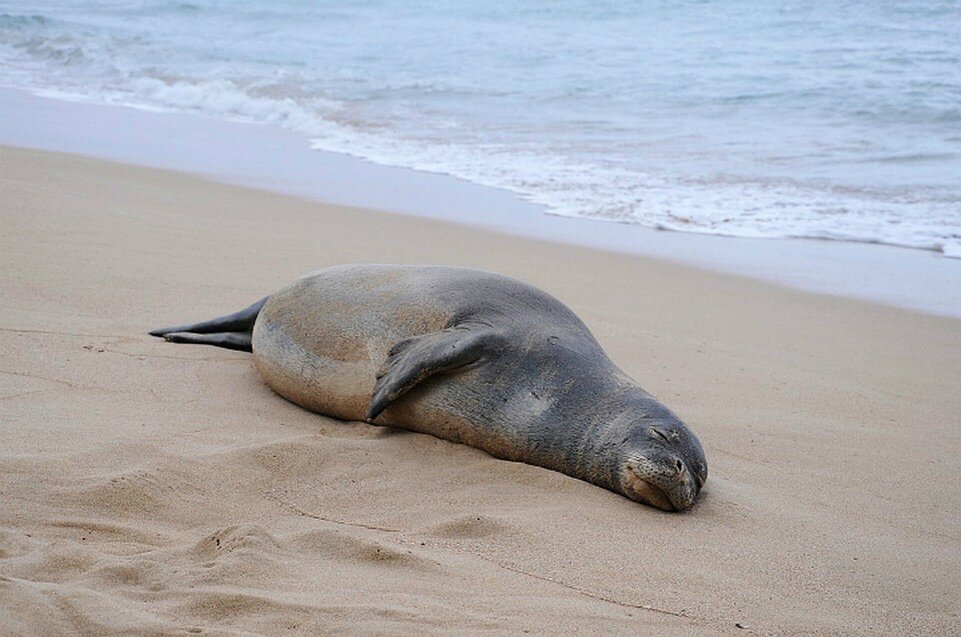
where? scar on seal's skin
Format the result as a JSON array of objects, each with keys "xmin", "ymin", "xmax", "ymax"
[{"xmin": 150, "ymin": 264, "xmax": 708, "ymax": 511}]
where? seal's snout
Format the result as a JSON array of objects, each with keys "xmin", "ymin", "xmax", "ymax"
[
  {"xmin": 616, "ymin": 415, "xmax": 708, "ymax": 511},
  {"xmin": 622, "ymin": 455, "xmax": 700, "ymax": 512},
  {"xmin": 624, "ymin": 468, "xmax": 676, "ymax": 511}
]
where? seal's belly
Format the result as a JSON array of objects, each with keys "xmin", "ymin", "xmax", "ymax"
[
  {"xmin": 255, "ymin": 306, "xmax": 541, "ymax": 464},
  {"xmin": 249, "ymin": 265, "xmax": 566, "ymax": 467},
  {"xmin": 250, "ymin": 266, "xmax": 451, "ymax": 421},
  {"xmin": 380, "ymin": 370, "xmax": 541, "ymax": 463}
]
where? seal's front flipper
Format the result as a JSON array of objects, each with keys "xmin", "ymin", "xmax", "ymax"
[
  {"xmin": 162, "ymin": 331, "xmax": 252, "ymax": 352},
  {"xmin": 366, "ymin": 323, "xmax": 505, "ymax": 422}
]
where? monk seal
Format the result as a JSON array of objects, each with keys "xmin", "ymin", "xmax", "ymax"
[{"xmin": 150, "ymin": 264, "xmax": 707, "ymax": 511}]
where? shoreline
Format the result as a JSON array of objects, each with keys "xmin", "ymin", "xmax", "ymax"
[
  {"xmin": 1, "ymin": 85, "xmax": 960, "ymax": 318},
  {"xmin": 2, "ymin": 145, "xmax": 959, "ymax": 634}
]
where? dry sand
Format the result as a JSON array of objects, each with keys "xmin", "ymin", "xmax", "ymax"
[{"xmin": 1, "ymin": 145, "xmax": 959, "ymax": 635}]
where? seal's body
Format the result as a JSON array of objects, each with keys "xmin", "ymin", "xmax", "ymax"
[{"xmin": 151, "ymin": 264, "xmax": 707, "ymax": 511}]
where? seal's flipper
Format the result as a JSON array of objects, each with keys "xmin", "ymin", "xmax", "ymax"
[
  {"xmin": 366, "ymin": 323, "xmax": 504, "ymax": 422},
  {"xmin": 149, "ymin": 297, "xmax": 268, "ymax": 337},
  {"xmin": 162, "ymin": 331, "xmax": 253, "ymax": 352}
]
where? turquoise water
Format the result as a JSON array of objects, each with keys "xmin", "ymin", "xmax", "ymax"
[{"xmin": 1, "ymin": 1, "xmax": 959, "ymax": 255}]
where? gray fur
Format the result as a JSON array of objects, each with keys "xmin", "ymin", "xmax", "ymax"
[{"xmin": 151, "ymin": 264, "xmax": 707, "ymax": 511}]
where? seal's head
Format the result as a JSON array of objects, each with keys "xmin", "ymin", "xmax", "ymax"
[{"xmin": 619, "ymin": 411, "xmax": 707, "ymax": 512}]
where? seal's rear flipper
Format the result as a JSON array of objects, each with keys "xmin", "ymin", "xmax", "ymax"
[
  {"xmin": 150, "ymin": 296, "xmax": 268, "ymax": 351},
  {"xmin": 366, "ymin": 322, "xmax": 505, "ymax": 422},
  {"xmin": 163, "ymin": 331, "xmax": 253, "ymax": 352}
]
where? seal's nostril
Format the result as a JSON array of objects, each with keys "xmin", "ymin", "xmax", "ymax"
[{"xmin": 675, "ymin": 460, "xmax": 684, "ymax": 473}]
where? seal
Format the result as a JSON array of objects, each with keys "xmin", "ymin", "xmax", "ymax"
[{"xmin": 150, "ymin": 264, "xmax": 707, "ymax": 511}]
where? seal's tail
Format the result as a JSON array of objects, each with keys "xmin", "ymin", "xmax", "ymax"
[{"xmin": 148, "ymin": 296, "xmax": 268, "ymax": 352}]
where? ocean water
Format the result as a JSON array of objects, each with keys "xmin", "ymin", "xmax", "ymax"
[{"xmin": 2, "ymin": 1, "xmax": 959, "ymax": 256}]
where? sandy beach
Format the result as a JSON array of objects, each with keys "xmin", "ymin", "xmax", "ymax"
[{"xmin": 2, "ymin": 145, "xmax": 960, "ymax": 635}]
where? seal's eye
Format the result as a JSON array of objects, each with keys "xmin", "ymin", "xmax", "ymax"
[{"xmin": 651, "ymin": 428, "xmax": 670, "ymax": 443}]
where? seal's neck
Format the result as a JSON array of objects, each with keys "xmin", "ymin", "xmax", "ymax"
[{"xmin": 536, "ymin": 370, "xmax": 659, "ymax": 496}]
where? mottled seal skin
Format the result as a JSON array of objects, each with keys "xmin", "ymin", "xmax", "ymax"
[{"xmin": 150, "ymin": 264, "xmax": 708, "ymax": 511}]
